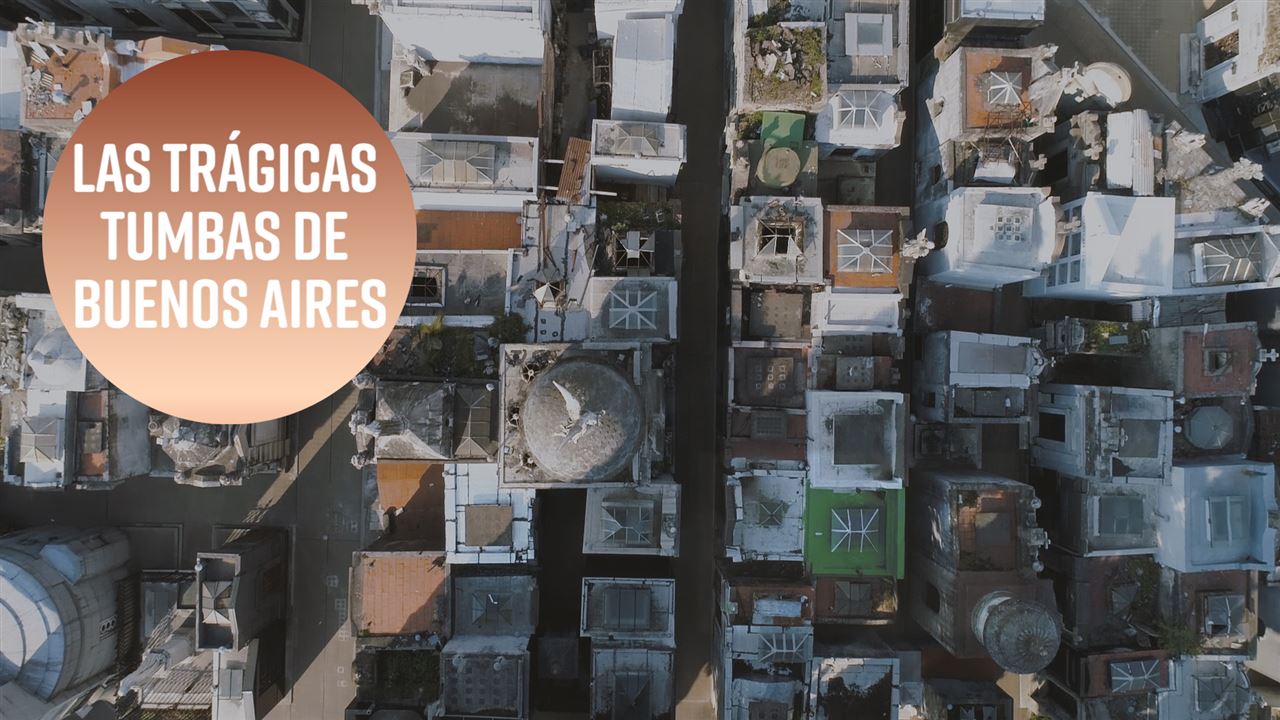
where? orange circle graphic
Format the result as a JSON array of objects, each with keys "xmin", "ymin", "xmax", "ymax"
[{"xmin": 43, "ymin": 51, "xmax": 416, "ymax": 424}]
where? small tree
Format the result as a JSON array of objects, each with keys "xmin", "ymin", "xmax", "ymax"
[
  {"xmin": 488, "ymin": 312, "xmax": 528, "ymax": 344},
  {"xmin": 1158, "ymin": 621, "xmax": 1203, "ymax": 658}
]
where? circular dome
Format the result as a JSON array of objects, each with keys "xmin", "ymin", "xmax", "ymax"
[
  {"xmin": 1186, "ymin": 405, "xmax": 1234, "ymax": 451},
  {"xmin": 757, "ymin": 147, "xmax": 802, "ymax": 189},
  {"xmin": 973, "ymin": 594, "xmax": 1060, "ymax": 675},
  {"xmin": 520, "ymin": 359, "xmax": 642, "ymax": 481},
  {"xmin": 0, "ymin": 600, "xmax": 25, "ymax": 683}
]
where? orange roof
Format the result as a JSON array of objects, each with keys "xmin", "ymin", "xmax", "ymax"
[
  {"xmin": 375, "ymin": 462, "xmax": 445, "ymax": 549},
  {"xmin": 825, "ymin": 206, "xmax": 905, "ymax": 290},
  {"xmin": 24, "ymin": 46, "xmax": 116, "ymax": 122},
  {"xmin": 416, "ymin": 210, "xmax": 522, "ymax": 250},
  {"xmin": 963, "ymin": 49, "xmax": 1032, "ymax": 129},
  {"xmin": 557, "ymin": 137, "xmax": 590, "ymax": 204},
  {"xmin": 352, "ymin": 551, "xmax": 449, "ymax": 636}
]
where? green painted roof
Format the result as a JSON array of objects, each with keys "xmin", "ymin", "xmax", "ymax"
[
  {"xmin": 761, "ymin": 111, "xmax": 806, "ymax": 149},
  {"xmin": 804, "ymin": 487, "xmax": 904, "ymax": 578}
]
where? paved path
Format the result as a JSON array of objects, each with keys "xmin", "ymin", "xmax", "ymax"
[
  {"xmin": 671, "ymin": 0, "xmax": 728, "ymax": 717},
  {"xmin": 0, "ymin": 386, "xmax": 367, "ymax": 719},
  {"xmin": 0, "ymin": 11, "xmax": 384, "ymax": 719},
  {"xmin": 1078, "ymin": 0, "xmax": 1215, "ymax": 96}
]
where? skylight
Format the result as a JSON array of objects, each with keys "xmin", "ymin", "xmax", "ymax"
[
  {"xmin": 419, "ymin": 140, "xmax": 497, "ymax": 187},
  {"xmin": 602, "ymin": 502, "xmax": 654, "ymax": 546},
  {"xmin": 1096, "ymin": 495, "xmax": 1145, "ymax": 536},
  {"xmin": 984, "ymin": 71, "xmax": 1024, "ymax": 107},
  {"xmin": 1207, "ymin": 496, "xmax": 1248, "ymax": 545},
  {"xmin": 758, "ymin": 222, "xmax": 797, "ymax": 255},
  {"xmin": 1193, "ymin": 237, "xmax": 1263, "ymax": 285},
  {"xmin": 832, "ymin": 580, "xmax": 872, "ymax": 616},
  {"xmin": 831, "ymin": 507, "xmax": 881, "ymax": 552},
  {"xmin": 601, "ymin": 586, "xmax": 652, "ymax": 631},
  {"xmin": 757, "ymin": 629, "xmax": 808, "ymax": 663},
  {"xmin": 1110, "ymin": 658, "xmax": 1163, "ymax": 692},
  {"xmin": 756, "ymin": 499, "xmax": 788, "ymax": 527},
  {"xmin": 607, "ymin": 122, "xmax": 664, "ymax": 156},
  {"xmin": 608, "ymin": 289, "xmax": 659, "ymax": 331},
  {"xmin": 470, "ymin": 591, "xmax": 513, "ymax": 627},
  {"xmin": 833, "ymin": 89, "xmax": 893, "ymax": 130},
  {"xmin": 1203, "ymin": 594, "xmax": 1245, "ymax": 637},
  {"xmin": 837, "ymin": 228, "xmax": 894, "ymax": 273}
]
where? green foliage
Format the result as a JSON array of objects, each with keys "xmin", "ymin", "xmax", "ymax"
[
  {"xmin": 747, "ymin": 25, "xmax": 825, "ymax": 103},
  {"xmin": 416, "ymin": 320, "xmax": 487, "ymax": 379},
  {"xmin": 1158, "ymin": 621, "xmax": 1204, "ymax": 658},
  {"xmin": 1082, "ymin": 319, "xmax": 1148, "ymax": 352},
  {"xmin": 488, "ymin": 312, "xmax": 528, "ymax": 344},
  {"xmin": 736, "ymin": 112, "xmax": 764, "ymax": 140},
  {"xmin": 372, "ymin": 649, "xmax": 440, "ymax": 705},
  {"xmin": 598, "ymin": 201, "xmax": 680, "ymax": 233}
]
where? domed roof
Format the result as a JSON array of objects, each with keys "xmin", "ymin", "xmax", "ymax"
[
  {"xmin": 974, "ymin": 594, "xmax": 1060, "ymax": 675},
  {"xmin": 520, "ymin": 358, "xmax": 642, "ymax": 481},
  {"xmin": 1186, "ymin": 404, "xmax": 1234, "ymax": 451}
]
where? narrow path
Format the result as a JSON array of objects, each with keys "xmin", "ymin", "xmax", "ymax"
[{"xmin": 671, "ymin": 0, "xmax": 728, "ymax": 718}]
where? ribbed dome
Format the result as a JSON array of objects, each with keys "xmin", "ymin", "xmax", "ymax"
[
  {"xmin": 973, "ymin": 593, "xmax": 1060, "ymax": 675},
  {"xmin": 1186, "ymin": 405, "xmax": 1234, "ymax": 451},
  {"xmin": 520, "ymin": 359, "xmax": 642, "ymax": 481}
]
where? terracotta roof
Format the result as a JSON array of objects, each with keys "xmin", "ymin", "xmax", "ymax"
[
  {"xmin": 1182, "ymin": 326, "xmax": 1260, "ymax": 398},
  {"xmin": 416, "ymin": 210, "xmax": 522, "ymax": 251},
  {"xmin": 376, "ymin": 462, "xmax": 445, "ymax": 549},
  {"xmin": 557, "ymin": 137, "xmax": 590, "ymax": 204},
  {"xmin": 352, "ymin": 551, "xmax": 449, "ymax": 637},
  {"xmin": 825, "ymin": 206, "xmax": 905, "ymax": 289}
]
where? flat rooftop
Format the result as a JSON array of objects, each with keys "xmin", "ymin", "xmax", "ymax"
[
  {"xmin": 352, "ymin": 550, "xmax": 449, "ymax": 637},
  {"xmin": 393, "ymin": 47, "xmax": 541, "ymax": 136},
  {"xmin": 826, "ymin": 0, "xmax": 908, "ymax": 85},
  {"xmin": 733, "ymin": 347, "xmax": 809, "ymax": 409},
  {"xmin": 592, "ymin": 119, "xmax": 686, "ymax": 159},
  {"xmin": 744, "ymin": 289, "xmax": 810, "ymax": 340},
  {"xmin": 413, "ymin": 250, "xmax": 511, "ymax": 316}
]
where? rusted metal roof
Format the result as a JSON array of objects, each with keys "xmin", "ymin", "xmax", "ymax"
[{"xmin": 557, "ymin": 137, "xmax": 591, "ymax": 204}]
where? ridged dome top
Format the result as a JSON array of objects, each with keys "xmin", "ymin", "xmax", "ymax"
[
  {"xmin": 975, "ymin": 594, "xmax": 1060, "ymax": 675},
  {"xmin": 520, "ymin": 359, "xmax": 642, "ymax": 481}
]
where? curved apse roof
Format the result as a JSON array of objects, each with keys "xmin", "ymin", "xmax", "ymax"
[
  {"xmin": 0, "ymin": 556, "xmax": 68, "ymax": 700},
  {"xmin": 520, "ymin": 359, "xmax": 642, "ymax": 482}
]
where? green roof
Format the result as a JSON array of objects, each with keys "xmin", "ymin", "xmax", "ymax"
[
  {"xmin": 804, "ymin": 487, "xmax": 904, "ymax": 578},
  {"xmin": 761, "ymin": 111, "xmax": 806, "ymax": 149}
]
